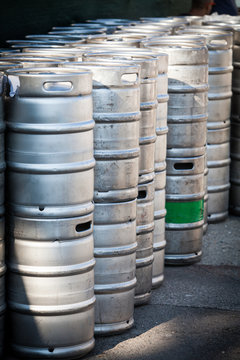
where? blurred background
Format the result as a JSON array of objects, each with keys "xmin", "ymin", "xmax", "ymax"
[{"xmin": 0, "ymin": 0, "xmax": 193, "ymax": 47}]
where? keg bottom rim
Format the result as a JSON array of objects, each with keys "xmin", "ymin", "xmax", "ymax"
[
  {"xmin": 165, "ymin": 251, "xmax": 202, "ymax": 265},
  {"xmin": 229, "ymin": 206, "xmax": 240, "ymax": 216},
  {"xmin": 94, "ymin": 316, "xmax": 134, "ymax": 336},
  {"xmin": 207, "ymin": 211, "xmax": 228, "ymax": 224},
  {"xmin": 152, "ymin": 274, "xmax": 164, "ymax": 289},
  {"xmin": 11, "ymin": 337, "xmax": 95, "ymax": 359},
  {"xmin": 134, "ymin": 291, "xmax": 151, "ymax": 306}
]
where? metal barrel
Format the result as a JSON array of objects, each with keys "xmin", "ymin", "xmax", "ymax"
[
  {"xmin": 142, "ymin": 41, "xmax": 208, "ymax": 158},
  {"xmin": 5, "ymin": 68, "xmax": 95, "ymax": 358},
  {"xmin": 135, "ymin": 174, "xmax": 155, "ymax": 305},
  {"xmin": 7, "ymin": 212, "xmax": 95, "ymax": 358},
  {"xmin": 194, "ymin": 29, "xmax": 233, "ymax": 126},
  {"xmin": 165, "ymin": 155, "xmax": 205, "ymax": 264},
  {"xmin": 82, "ymin": 51, "xmax": 158, "ymax": 181},
  {"xmin": 230, "ymin": 120, "xmax": 240, "ymax": 215},
  {"xmin": 207, "ymin": 124, "xmax": 231, "ymax": 223},
  {"xmin": 94, "ymin": 199, "xmax": 137, "ymax": 334},
  {"xmin": 80, "ymin": 62, "xmax": 140, "ymax": 200},
  {"xmin": 180, "ymin": 28, "xmax": 233, "ymax": 221},
  {"xmin": 81, "ymin": 51, "xmax": 157, "ymax": 305},
  {"xmin": 6, "ymin": 68, "xmax": 94, "ymax": 218},
  {"xmin": 153, "ymin": 169, "xmax": 166, "ymax": 288},
  {"xmin": 153, "ymin": 52, "xmax": 168, "ymax": 288},
  {"xmin": 62, "ymin": 61, "xmax": 140, "ymax": 334},
  {"xmin": 155, "ymin": 52, "xmax": 168, "ymax": 172}
]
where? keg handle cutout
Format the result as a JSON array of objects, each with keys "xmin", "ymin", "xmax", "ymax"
[
  {"xmin": 174, "ymin": 162, "xmax": 194, "ymax": 170},
  {"xmin": 76, "ymin": 221, "xmax": 92, "ymax": 233},
  {"xmin": 121, "ymin": 73, "xmax": 138, "ymax": 84},
  {"xmin": 138, "ymin": 190, "xmax": 147, "ymax": 199},
  {"xmin": 43, "ymin": 81, "xmax": 73, "ymax": 92},
  {"xmin": 208, "ymin": 39, "xmax": 228, "ymax": 48}
]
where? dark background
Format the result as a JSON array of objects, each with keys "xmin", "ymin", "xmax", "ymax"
[{"xmin": 0, "ymin": 0, "xmax": 191, "ymax": 47}]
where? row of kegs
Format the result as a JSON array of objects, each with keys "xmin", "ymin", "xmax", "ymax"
[{"xmin": 0, "ymin": 13, "xmax": 239, "ymax": 359}]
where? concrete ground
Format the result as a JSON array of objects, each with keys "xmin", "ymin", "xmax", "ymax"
[{"xmin": 4, "ymin": 215, "xmax": 240, "ymax": 360}]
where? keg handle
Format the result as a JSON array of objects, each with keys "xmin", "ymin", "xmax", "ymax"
[
  {"xmin": 207, "ymin": 37, "xmax": 231, "ymax": 50},
  {"xmin": 75, "ymin": 221, "xmax": 92, "ymax": 232},
  {"xmin": 121, "ymin": 72, "xmax": 139, "ymax": 84},
  {"xmin": 138, "ymin": 190, "xmax": 147, "ymax": 199},
  {"xmin": 43, "ymin": 81, "xmax": 73, "ymax": 92},
  {"xmin": 174, "ymin": 162, "xmax": 194, "ymax": 170}
]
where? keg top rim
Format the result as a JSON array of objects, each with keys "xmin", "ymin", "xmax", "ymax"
[
  {"xmin": 143, "ymin": 40, "xmax": 206, "ymax": 50},
  {"xmin": 7, "ymin": 39, "xmax": 81, "ymax": 45},
  {"xmin": 4, "ymin": 51, "xmax": 76, "ymax": 59},
  {"xmin": 6, "ymin": 67, "xmax": 92, "ymax": 76},
  {"xmin": 83, "ymin": 46, "xmax": 168, "ymax": 58},
  {"xmin": 82, "ymin": 50, "xmax": 160, "ymax": 63},
  {"xmin": 182, "ymin": 26, "xmax": 233, "ymax": 38},
  {"xmin": 0, "ymin": 56, "xmax": 64, "ymax": 62},
  {"xmin": 64, "ymin": 60, "xmax": 141, "ymax": 71},
  {"xmin": 25, "ymin": 34, "xmax": 103, "ymax": 41},
  {"xmin": 22, "ymin": 47, "xmax": 85, "ymax": 54}
]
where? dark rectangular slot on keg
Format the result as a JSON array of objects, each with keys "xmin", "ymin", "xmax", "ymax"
[
  {"xmin": 76, "ymin": 221, "xmax": 92, "ymax": 232},
  {"xmin": 174, "ymin": 163, "xmax": 194, "ymax": 170},
  {"xmin": 138, "ymin": 190, "xmax": 147, "ymax": 199}
]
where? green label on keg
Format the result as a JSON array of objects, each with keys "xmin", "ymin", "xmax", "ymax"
[{"xmin": 166, "ymin": 199, "xmax": 204, "ymax": 224}]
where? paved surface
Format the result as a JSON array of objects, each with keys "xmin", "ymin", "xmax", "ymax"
[{"xmin": 4, "ymin": 215, "xmax": 240, "ymax": 360}]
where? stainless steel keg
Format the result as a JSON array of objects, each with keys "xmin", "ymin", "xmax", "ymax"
[
  {"xmin": 79, "ymin": 62, "xmax": 141, "ymax": 201},
  {"xmin": 207, "ymin": 124, "xmax": 231, "ymax": 222},
  {"xmin": 135, "ymin": 175, "xmax": 155, "ymax": 305},
  {"xmin": 62, "ymin": 61, "xmax": 140, "ymax": 333},
  {"xmin": 82, "ymin": 51, "xmax": 158, "ymax": 181},
  {"xmin": 153, "ymin": 169, "xmax": 166, "ymax": 288},
  {"xmin": 6, "ymin": 68, "xmax": 94, "ymax": 218},
  {"xmin": 94, "ymin": 199, "xmax": 137, "ymax": 334},
  {"xmin": 142, "ymin": 41, "xmax": 208, "ymax": 158},
  {"xmin": 7, "ymin": 212, "xmax": 95, "ymax": 358},
  {"xmin": 155, "ymin": 52, "xmax": 168, "ymax": 173},
  {"xmin": 165, "ymin": 155, "xmax": 205, "ymax": 264},
  {"xmin": 179, "ymin": 28, "xmax": 233, "ymax": 222},
  {"xmin": 6, "ymin": 67, "xmax": 95, "ymax": 358}
]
